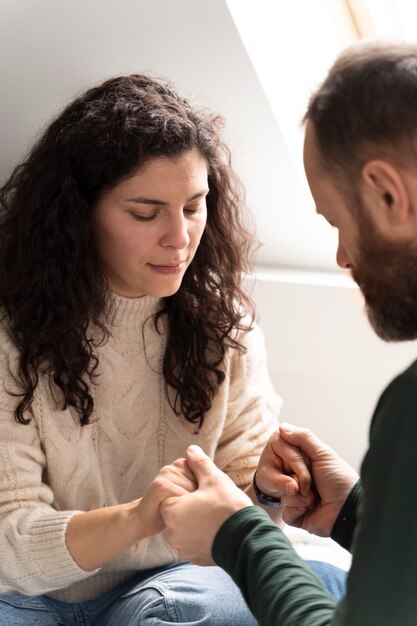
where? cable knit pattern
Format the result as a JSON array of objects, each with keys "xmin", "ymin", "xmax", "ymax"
[{"xmin": 0, "ymin": 294, "xmax": 281, "ymax": 602}]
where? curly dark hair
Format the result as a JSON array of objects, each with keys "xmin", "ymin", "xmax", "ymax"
[{"xmin": 0, "ymin": 74, "xmax": 256, "ymax": 428}]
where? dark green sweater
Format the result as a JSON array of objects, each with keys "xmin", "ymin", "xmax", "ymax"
[{"xmin": 213, "ymin": 360, "xmax": 417, "ymax": 625}]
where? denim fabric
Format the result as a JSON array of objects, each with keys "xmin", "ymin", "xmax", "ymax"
[
  {"xmin": 307, "ymin": 560, "xmax": 347, "ymax": 601},
  {"xmin": 0, "ymin": 559, "xmax": 347, "ymax": 625},
  {"xmin": 0, "ymin": 561, "xmax": 258, "ymax": 625}
]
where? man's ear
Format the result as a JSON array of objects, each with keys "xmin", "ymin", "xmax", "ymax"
[{"xmin": 361, "ymin": 160, "xmax": 411, "ymax": 233}]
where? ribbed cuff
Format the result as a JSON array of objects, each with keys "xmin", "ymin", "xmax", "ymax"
[
  {"xmin": 22, "ymin": 509, "xmax": 99, "ymax": 593},
  {"xmin": 331, "ymin": 480, "xmax": 362, "ymax": 552}
]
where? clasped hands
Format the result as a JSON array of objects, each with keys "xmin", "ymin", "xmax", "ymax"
[{"xmin": 139, "ymin": 424, "xmax": 358, "ymax": 565}]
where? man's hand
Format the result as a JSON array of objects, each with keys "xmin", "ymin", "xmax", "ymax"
[
  {"xmin": 277, "ymin": 424, "xmax": 359, "ymax": 536},
  {"xmin": 161, "ymin": 445, "xmax": 253, "ymax": 564}
]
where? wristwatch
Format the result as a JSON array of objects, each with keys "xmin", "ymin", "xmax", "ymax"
[{"xmin": 253, "ymin": 471, "xmax": 282, "ymax": 508}]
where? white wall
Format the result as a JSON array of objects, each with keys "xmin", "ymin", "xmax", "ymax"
[{"xmin": 249, "ymin": 271, "xmax": 417, "ymax": 470}]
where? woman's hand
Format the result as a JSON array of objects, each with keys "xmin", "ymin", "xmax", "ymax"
[
  {"xmin": 136, "ymin": 458, "xmax": 198, "ymax": 537},
  {"xmin": 255, "ymin": 428, "xmax": 315, "ymax": 509},
  {"xmin": 66, "ymin": 458, "xmax": 197, "ymax": 572},
  {"xmin": 276, "ymin": 424, "xmax": 359, "ymax": 536}
]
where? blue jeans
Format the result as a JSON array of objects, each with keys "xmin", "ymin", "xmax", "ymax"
[
  {"xmin": 0, "ymin": 560, "xmax": 346, "ymax": 625},
  {"xmin": 308, "ymin": 560, "xmax": 347, "ymax": 600}
]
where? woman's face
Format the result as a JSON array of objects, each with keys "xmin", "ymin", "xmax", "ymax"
[{"xmin": 93, "ymin": 149, "xmax": 209, "ymax": 298}]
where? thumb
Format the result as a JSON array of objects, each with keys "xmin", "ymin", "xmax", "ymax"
[
  {"xmin": 279, "ymin": 423, "xmax": 325, "ymax": 459},
  {"xmin": 185, "ymin": 445, "xmax": 217, "ymax": 485}
]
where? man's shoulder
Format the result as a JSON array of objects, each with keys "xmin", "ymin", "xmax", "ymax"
[
  {"xmin": 382, "ymin": 357, "xmax": 417, "ymax": 398},
  {"xmin": 370, "ymin": 357, "xmax": 417, "ymax": 439}
]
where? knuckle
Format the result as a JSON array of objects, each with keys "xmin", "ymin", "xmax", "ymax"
[{"xmin": 152, "ymin": 475, "xmax": 168, "ymax": 491}]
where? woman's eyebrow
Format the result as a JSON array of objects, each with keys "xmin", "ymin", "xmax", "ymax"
[{"xmin": 126, "ymin": 189, "xmax": 209, "ymax": 206}]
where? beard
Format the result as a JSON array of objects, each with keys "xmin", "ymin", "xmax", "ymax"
[{"xmin": 352, "ymin": 221, "xmax": 417, "ymax": 342}]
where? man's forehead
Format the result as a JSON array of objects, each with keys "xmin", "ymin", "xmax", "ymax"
[{"xmin": 303, "ymin": 121, "xmax": 326, "ymax": 181}]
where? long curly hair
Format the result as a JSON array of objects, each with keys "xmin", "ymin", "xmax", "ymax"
[{"xmin": 0, "ymin": 74, "xmax": 256, "ymax": 428}]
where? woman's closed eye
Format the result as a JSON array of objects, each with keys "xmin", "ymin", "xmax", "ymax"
[
  {"xmin": 130, "ymin": 212, "xmax": 158, "ymax": 222},
  {"xmin": 184, "ymin": 204, "xmax": 205, "ymax": 216},
  {"xmin": 129, "ymin": 205, "xmax": 205, "ymax": 222}
]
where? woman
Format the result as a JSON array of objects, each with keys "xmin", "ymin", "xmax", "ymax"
[{"xmin": 0, "ymin": 74, "xmax": 281, "ymax": 624}]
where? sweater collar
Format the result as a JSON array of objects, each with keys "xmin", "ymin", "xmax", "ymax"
[{"xmin": 107, "ymin": 292, "xmax": 162, "ymax": 335}]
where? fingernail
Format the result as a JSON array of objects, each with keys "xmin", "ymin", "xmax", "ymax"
[
  {"xmin": 188, "ymin": 445, "xmax": 202, "ymax": 454},
  {"xmin": 280, "ymin": 423, "xmax": 293, "ymax": 434}
]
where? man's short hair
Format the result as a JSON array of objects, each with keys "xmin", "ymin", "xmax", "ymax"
[{"xmin": 304, "ymin": 41, "xmax": 417, "ymax": 190}]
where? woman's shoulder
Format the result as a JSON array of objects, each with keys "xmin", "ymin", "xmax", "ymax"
[
  {"xmin": 232, "ymin": 315, "xmax": 266, "ymax": 350},
  {"xmin": 226, "ymin": 316, "xmax": 268, "ymax": 373}
]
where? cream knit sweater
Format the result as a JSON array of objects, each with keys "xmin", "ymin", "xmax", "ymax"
[{"xmin": 0, "ymin": 294, "xmax": 281, "ymax": 602}]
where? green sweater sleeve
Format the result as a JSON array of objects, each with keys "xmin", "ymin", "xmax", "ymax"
[
  {"xmin": 330, "ymin": 480, "xmax": 362, "ymax": 551},
  {"xmin": 213, "ymin": 361, "xmax": 417, "ymax": 626},
  {"xmin": 213, "ymin": 506, "xmax": 336, "ymax": 626}
]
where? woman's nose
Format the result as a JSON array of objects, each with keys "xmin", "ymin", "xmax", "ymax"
[{"xmin": 161, "ymin": 213, "xmax": 190, "ymax": 249}]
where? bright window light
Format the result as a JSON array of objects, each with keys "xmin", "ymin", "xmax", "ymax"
[
  {"xmin": 349, "ymin": 0, "xmax": 417, "ymax": 39},
  {"xmin": 226, "ymin": 0, "xmax": 357, "ymax": 174},
  {"xmin": 225, "ymin": 0, "xmax": 358, "ymax": 272},
  {"xmin": 225, "ymin": 0, "xmax": 417, "ymax": 274},
  {"xmin": 392, "ymin": 1, "xmax": 417, "ymax": 39}
]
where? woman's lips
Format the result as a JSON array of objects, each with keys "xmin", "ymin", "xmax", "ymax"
[{"xmin": 148, "ymin": 261, "xmax": 186, "ymax": 274}]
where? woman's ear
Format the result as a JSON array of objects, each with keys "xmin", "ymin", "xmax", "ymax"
[{"xmin": 361, "ymin": 160, "xmax": 411, "ymax": 234}]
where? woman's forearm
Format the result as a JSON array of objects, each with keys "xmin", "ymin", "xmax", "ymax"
[
  {"xmin": 65, "ymin": 499, "xmax": 145, "ymax": 571},
  {"xmin": 65, "ymin": 457, "xmax": 198, "ymax": 571}
]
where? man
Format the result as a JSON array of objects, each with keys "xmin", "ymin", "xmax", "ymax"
[{"xmin": 160, "ymin": 41, "xmax": 417, "ymax": 625}]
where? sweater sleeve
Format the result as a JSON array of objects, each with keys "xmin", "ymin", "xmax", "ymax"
[
  {"xmin": 213, "ymin": 507, "xmax": 336, "ymax": 626},
  {"xmin": 335, "ymin": 365, "xmax": 417, "ymax": 625},
  {"xmin": 0, "ymin": 331, "xmax": 98, "ymax": 595},
  {"xmin": 213, "ymin": 363, "xmax": 417, "ymax": 626},
  {"xmin": 214, "ymin": 323, "xmax": 282, "ymax": 489}
]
